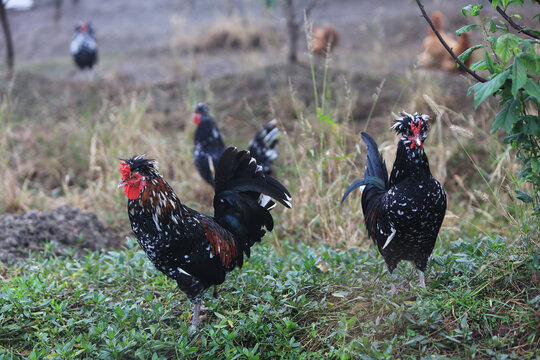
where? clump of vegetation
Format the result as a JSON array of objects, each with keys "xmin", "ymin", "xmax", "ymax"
[
  {"xmin": 457, "ymin": 1, "xmax": 539, "ymax": 214},
  {"xmin": 0, "ymin": 234, "xmax": 537, "ymax": 359}
]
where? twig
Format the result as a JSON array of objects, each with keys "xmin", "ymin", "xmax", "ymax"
[
  {"xmin": 304, "ymin": 0, "xmax": 319, "ymax": 20},
  {"xmin": 293, "ymin": 0, "xmax": 319, "ymax": 27},
  {"xmin": 489, "ymin": 0, "xmax": 539, "ymax": 40},
  {"xmin": 283, "ymin": 0, "xmax": 320, "ymax": 63},
  {"xmin": 0, "ymin": 0, "xmax": 14, "ymax": 77},
  {"xmin": 415, "ymin": 0, "xmax": 488, "ymax": 83}
]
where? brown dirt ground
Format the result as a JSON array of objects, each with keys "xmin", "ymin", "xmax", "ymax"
[{"xmin": 0, "ymin": 205, "xmax": 117, "ymax": 262}]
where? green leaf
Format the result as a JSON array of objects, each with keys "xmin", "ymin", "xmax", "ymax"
[
  {"xmin": 520, "ymin": 115, "xmax": 540, "ymax": 136},
  {"xmin": 462, "ymin": 4, "xmax": 483, "ymax": 17},
  {"xmin": 485, "ymin": 17, "xmax": 498, "ymax": 33},
  {"xmin": 516, "ymin": 190, "xmax": 533, "ymax": 203},
  {"xmin": 332, "ymin": 291, "xmax": 349, "ymax": 298},
  {"xmin": 520, "ymin": 52, "xmax": 540, "ymax": 76},
  {"xmin": 470, "ymin": 59, "xmax": 488, "ymax": 71},
  {"xmin": 491, "ymin": 0, "xmax": 500, "ymax": 9},
  {"xmin": 316, "ymin": 107, "xmax": 336, "ymax": 125},
  {"xmin": 458, "ymin": 44, "xmax": 486, "ymax": 64},
  {"xmin": 502, "ymin": 0, "xmax": 524, "ymax": 9},
  {"xmin": 533, "ymin": 157, "xmax": 540, "ymax": 173},
  {"xmin": 496, "ymin": 34, "xmax": 520, "ymax": 64},
  {"xmin": 493, "ymin": 97, "xmax": 521, "ymax": 133},
  {"xmin": 511, "ymin": 56, "xmax": 527, "ymax": 96},
  {"xmin": 523, "ymin": 79, "xmax": 540, "ymax": 104},
  {"xmin": 468, "ymin": 70, "xmax": 510, "ymax": 109},
  {"xmin": 484, "ymin": 49, "xmax": 496, "ymax": 73},
  {"xmin": 456, "ymin": 24, "xmax": 480, "ymax": 35}
]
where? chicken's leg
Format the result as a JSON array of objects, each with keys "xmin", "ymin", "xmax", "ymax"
[
  {"xmin": 386, "ymin": 271, "xmax": 399, "ymax": 295},
  {"xmin": 417, "ymin": 269, "xmax": 426, "ymax": 288},
  {"xmin": 189, "ymin": 301, "xmax": 201, "ymax": 333}
]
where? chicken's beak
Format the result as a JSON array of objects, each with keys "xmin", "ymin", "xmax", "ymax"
[
  {"xmin": 118, "ymin": 180, "xmax": 126, "ymax": 188},
  {"xmin": 415, "ymin": 135, "xmax": 422, "ymax": 148}
]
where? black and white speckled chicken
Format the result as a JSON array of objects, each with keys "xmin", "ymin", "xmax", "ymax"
[
  {"xmin": 193, "ymin": 103, "xmax": 279, "ymax": 187},
  {"xmin": 342, "ymin": 112, "xmax": 446, "ymax": 287},
  {"xmin": 119, "ymin": 147, "xmax": 291, "ymax": 330},
  {"xmin": 70, "ymin": 21, "xmax": 98, "ymax": 70}
]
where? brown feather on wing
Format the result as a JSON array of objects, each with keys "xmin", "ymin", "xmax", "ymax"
[{"xmin": 200, "ymin": 217, "xmax": 240, "ymax": 270}]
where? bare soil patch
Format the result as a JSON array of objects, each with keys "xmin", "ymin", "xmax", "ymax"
[{"xmin": 0, "ymin": 205, "xmax": 119, "ymax": 262}]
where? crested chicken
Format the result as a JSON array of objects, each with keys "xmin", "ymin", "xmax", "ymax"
[
  {"xmin": 342, "ymin": 113, "xmax": 446, "ymax": 287},
  {"xmin": 419, "ymin": 10, "xmax": 472, "ymax": 71},
  {"xmin": 119, "ymin": 147, "xmax": 291, "ymax": 330},
  {"xmin": 70, "ymin": 21, "xmax": 98, "ymax": 70},
  {"xmin": 193, "ymin": 103, "xmax": 279, "ymax": 187}
]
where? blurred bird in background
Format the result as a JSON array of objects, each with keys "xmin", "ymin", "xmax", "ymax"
[
  {"xmin": 70, "ymin": 21, "xmax": 98, "ymax": 72},
  {"xmin": 311, "ymin": 25, "xmax": 339, "ymax": 57},
  {"xmin": 418, "ymin": 11, "xmax": 472, "ymax": 71}
]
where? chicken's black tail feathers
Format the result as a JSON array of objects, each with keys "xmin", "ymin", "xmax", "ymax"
[
  {"xmin": 248, "ymin": 120, "xmax": 280, "ymax": 174},
  {"xmin": 341, "ymin": 132, "xmax": 389, "ymax": 203},
  {"xmin": 214, "ymin": 147, "xmax": 291, "ymax": 256},
  {"xmin": 361, "ymin": 132, "xmax": 389, "ymax": 191}
]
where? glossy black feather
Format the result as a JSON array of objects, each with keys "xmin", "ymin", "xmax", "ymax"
[
  {"xmin": 341, "ymin": 132, "xmax": 388, "ymax": 204},
  {"xmin": 214, "ymin": 147, "xmax": 291, "ymax": 258},
  {"xmin": 343, "ymin": 113, "xmax": 446, "ymax": 277}
]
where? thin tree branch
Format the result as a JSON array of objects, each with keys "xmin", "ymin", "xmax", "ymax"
[
  {"xmin": 0, "ymin": 1, "xmax": 14, "ymax": 78},
  {"xmin": 488, "ymin": 0, "xmax": 539, "ymax": 40},
  {"xmin": 292, "ymin": 0, "xmax": 319, "ymax": 27},
  {"xmin": 304, "ymin": 0, "xmax": 318, "ymax": 18},
  {"xmin": 415, "ymin": 0, "xmax": 487, "ymax": 83}
]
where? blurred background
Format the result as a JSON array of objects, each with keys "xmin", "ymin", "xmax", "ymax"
[
  {"xmin": 0, "ymin": 0, "xmax": 534, "ymax": 254},
  {"xmin": 1, "ymin": 0, "xmax": 476, "ymax": 81}
]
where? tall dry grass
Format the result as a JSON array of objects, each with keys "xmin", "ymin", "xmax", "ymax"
[{"xmin": 0, "ymin": 44, "xmax": 533, "ymax": 250}]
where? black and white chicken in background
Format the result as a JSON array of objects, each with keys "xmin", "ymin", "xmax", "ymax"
[
  {"xmin": 70, "ymin": 21, "xmax": 98, "ymax": 70},
  {"xmin": 193, "ymin": 103, "xmax": 279, "ymax": 187},
  {"xmin": 119, "ymin": 147, "xmax": 291, "ymax": 331},
  {"xmin": 342, "ymin": 112, "xmax": 446, "ymax": 288}
]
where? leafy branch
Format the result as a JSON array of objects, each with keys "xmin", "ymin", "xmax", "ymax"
[
  {"xmin": 417, "ymin": 0, "xmax": 540, "ymax": 214},
  {"xmin": 488, "ymin": 0, "xmax": 539, "ymax": 39}
]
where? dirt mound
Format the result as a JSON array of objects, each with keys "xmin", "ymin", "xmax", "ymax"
[
  {"xmin": 193, "ymin": 22, "xmax": 266, "ymax": 52},
  {"xmin": 0, "ymin": 205, "xmax": 119, "ymax": 262}
]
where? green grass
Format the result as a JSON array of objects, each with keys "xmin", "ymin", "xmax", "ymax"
[{"xmin": 0, "ymin": 231, "xmax": 537, "ymax": 359}]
